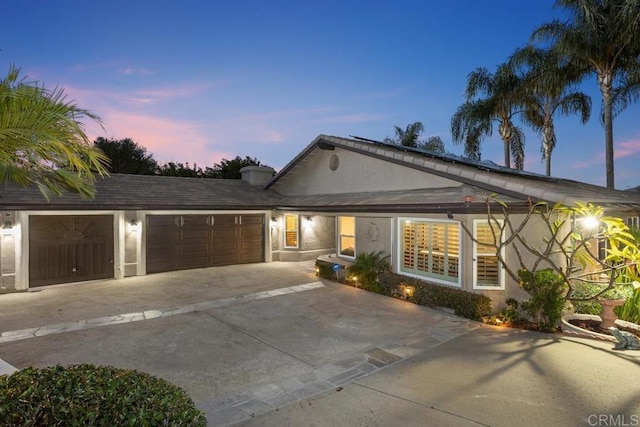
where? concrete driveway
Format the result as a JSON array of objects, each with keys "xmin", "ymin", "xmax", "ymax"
[{"xmin": 1, "ymin": 261, "xmax": 639, "ymax": 426}]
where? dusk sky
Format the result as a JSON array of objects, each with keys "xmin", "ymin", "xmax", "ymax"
[{"xmin": 3, "ymin": 1, "xmax": 640, "ymax": 189}]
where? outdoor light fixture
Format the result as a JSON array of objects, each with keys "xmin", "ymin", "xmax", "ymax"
[
  {"xmin": 447, "ymin": 211, "xmax": 454, "ymax": 220},
  {"xmin": 129, "ymin": 219, "xmax": 139, "ymax": 232},
  {"xmin": 304, "ymin": 216, "xmax": 313, "ymax": 227},
  {"xmin": 270, "ymin": 217, "xmax": 278, "ymax": 229},
  {"xmin": 2, "ymin": 221, "xmax": 14, "ymax": 236},
  {"xmin": 582, "ymin": 215, "xmax": 600, "ymax": 230}
]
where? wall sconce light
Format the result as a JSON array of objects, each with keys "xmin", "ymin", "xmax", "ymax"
[
  {"xmin": 447, "ymin": 211, "xmax": 454, "ymax": 220},
  {"xmin": 304, "ymin": 216, "xmax": 313, "ymax": 227},
  {"xmin": 270, "ymin": 217, "xmax": 278, "ymax": 229},
  {"xmin": 1, "ymin": 220, "xmax": 13, "ymax": 236},
  {"xmin": 129, "ymin": 219, "xmax": 139, "ymax": 232}
]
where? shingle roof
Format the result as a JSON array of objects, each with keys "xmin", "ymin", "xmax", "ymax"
[
  {"xmin": 2, "ymin": 135, "xmax": 639, "ymax": 213},
  {"xmin": 0, "ymin": 174, "xmax": 281, "ymax": 210},
  {"xmin": 268, "ymin": 135, "xmax": 640, "ymax": 210},
  {"xmin": 275, "ymin": 185, "xmax": 523, "ymax": 213}
]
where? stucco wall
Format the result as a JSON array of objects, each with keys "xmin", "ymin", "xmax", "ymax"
[
  {"xmin": 273, "ymin": 147, "xmax": 461, "ymax": 196},
  {"xmin": 353, "ymin": 217, "xmax": 392, "ymax": 263},
  {"xmin": 272, "ymin": 213, "xmax": 335, "ymax": 261}
]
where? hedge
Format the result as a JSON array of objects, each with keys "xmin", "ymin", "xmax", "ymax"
[
  {"xmin": 316, "ymin": 260, "xmax": 492, "ymax": 321},
  {"xmin": 377, "ymin": 272, "xmax": 492, "ymax": 320},
  {"xmin": 0, "ymin": 364, "xmax": 206, "ymax": 426}
]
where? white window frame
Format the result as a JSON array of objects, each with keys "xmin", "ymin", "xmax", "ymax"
[
  {"xmin": 397, "ymin": 217, "xmax": 461, "ymax": 288},
  {"xmin": 473, "ymin": 219, "xmax": 505, "ymax": 290},
  {"xmin": 627, "ymin": 216, "xmax": 639, "ymax": 230},
  {"xmin": 338, "ymin": 216, "xmax": 356, "ymax": 259},
  {"xmin": 284, "ymin": 214, "xmax": 299, "ymax": 249}
]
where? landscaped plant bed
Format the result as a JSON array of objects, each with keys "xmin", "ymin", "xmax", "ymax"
[
  {"xmin": 614, "ymin": 319, "xmax": 640, "ymax": 338},
  {"xmin": 560, "ymin": 314, "xmax": 615, "ymax": 342}
]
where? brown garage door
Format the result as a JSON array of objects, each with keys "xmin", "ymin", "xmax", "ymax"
[
  {"xmin": 29, "ymin": 215, "xmax": 114, "ymax": 287},
  {"xmin": 146, "ymin": 214, "xmax": 264, "ymax": 274}
]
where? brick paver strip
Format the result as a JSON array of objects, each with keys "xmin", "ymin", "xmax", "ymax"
[{"xmin": 0, "ymin": 282, "xmax": 325, "ymax": 345}]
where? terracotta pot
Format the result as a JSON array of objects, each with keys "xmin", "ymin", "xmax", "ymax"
[{"xmin": 599, "ymin": 299, "xmax": 626, "ymax": 329}]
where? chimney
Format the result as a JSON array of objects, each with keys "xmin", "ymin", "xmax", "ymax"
[{"xmin": 240, "ymin": 166, "xmax": 276, "ymax": 186}]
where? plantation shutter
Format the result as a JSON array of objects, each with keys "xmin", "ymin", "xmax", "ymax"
[
  {"xmin": 474, "ymin": 220, "xmax": 503, "ymax": 288},
  {"xmin": 284, "ymin": 214, "xmax": 298, "ymax": 248},
  {"xmin": 402, "ymin": 221, "xmax": 415, "ymax": 269}
]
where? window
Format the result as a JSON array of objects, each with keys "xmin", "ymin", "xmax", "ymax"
[
  {"xmin": 400, "ymin": 218, "xmax": 460, "ymax": 286},
  {"xmin": 284, "ymin": 214, "xmax": 298, "ymax": 248},
  {"xmin": 338, "ymin": 216, "xmax": 355, "ymax": 258},
  {"xmin": 627, "ymin": 216, "xmax": 639, "ymax": 230},
  {"xmin": 473, "ymin": 219, "xmax": 505, "ymax": 289}
]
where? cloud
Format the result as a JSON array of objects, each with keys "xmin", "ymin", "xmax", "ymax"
[
  {"xmin": 117, "ymin": 67, "xmax": 153, "ymax": 76},
  {"xmin": 89, "ymin": 111, "xmax": 231, "ymax": 166},
  {"xmin": 614, "ymin": 138, "xmax": 640, "ymax": 159},
  {"xmin": 565, "ymin": 137, "xmax": 640, "ymax": 170}
]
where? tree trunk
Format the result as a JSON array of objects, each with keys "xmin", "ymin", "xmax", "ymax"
[
  {"xmin": 542, "ymin": 119, "xmax": 554, "ymax": 177},
  {"xmin": 499, "ymin": 121, "xmax": 511, "ymax": 168},
  {"xmin": 599, "ymin": 72, "xmax": 615, "ymax": 189}
]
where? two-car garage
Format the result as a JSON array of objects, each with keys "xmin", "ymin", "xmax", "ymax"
[
  {"xmin": 27, "ymin": 213, "xmax": 266, "ymax": 287},
  {"xmin": 145, "ymin": 214, "xmax": 265, "ymax": 274}
]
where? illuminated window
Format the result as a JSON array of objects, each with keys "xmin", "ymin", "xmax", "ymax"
[
  {"xmin": 338, "ymin": 216, "xmax": 355, "ymax": 258},
  {"xmin": 400, "ymin": 218, "xmax": 460, "ymax": 286},
  {"xmin": 284, "ymin": 214, "xmax": 298, "ymax": 248},
  {"xmin": 473, "ymin": 219, "xmax": 505, "ymax": 289}
]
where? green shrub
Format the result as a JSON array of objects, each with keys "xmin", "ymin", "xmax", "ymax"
[
  {"xmin": 617, "ymin": 287, "xmax": 640, "ymax": 324},
  {"xmin": 0, "ymin": 364, "xmax": 206, "ymax": 426},
  {"xmin": 315, "ymin": 259, "xmax": 347, "ymax": 283},
  {"xmin": 519, "ymin": 269, "xmax": 567, "ymax": 332},
  {"xmin": 569, "ymin": 282, "xmax": 603, "ymax": 315},
  {"xmin": 378, "ymin": 272, "xmax": 492, "ymax": 320},
  {"xmin": 346, "ymin": 251, "xmax": 390, "ymax": 293}
]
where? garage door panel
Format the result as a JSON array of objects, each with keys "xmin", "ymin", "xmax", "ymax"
[
  {"xmin": 29, "ymin": 215, "xmax": 114, "ymax": 287},
  {"xmin": 146, "ymin": 214, "xmax": 265, "ymax": 274}
]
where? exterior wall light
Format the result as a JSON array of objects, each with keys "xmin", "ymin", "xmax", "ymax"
[
  {"xmin": 1, "ymin": 220, "xmax": 13, "ymax": 236},
  {"xmin": 270, "ymin": 217, "xmax": 278, "ymax": 229},
  {"xmin": 304, "ymin": 216, "xmax": 313, "ymax": 227},
  {"xmin": 129, "ymin": 219, "xmax": 139, "ymax": 232}
]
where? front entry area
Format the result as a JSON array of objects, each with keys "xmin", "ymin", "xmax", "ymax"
[
  {"xmin": 145, "ymin": 214, "xmax": 265, "ymax": 274},
  {"xmin": 29, "ymin": 215, "xmax": 115, "ymax": 287}
]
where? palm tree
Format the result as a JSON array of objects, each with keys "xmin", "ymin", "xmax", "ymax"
[
  {"xmin": 384, "ymin": 122, "xmax": 446, "ymax": 153},
  {"xmin": 384, "ymin": 121, "xmax": 425, "ymax": 147},
  {"xmin": 451, "ymin": 63, "xmax": 527, "ymax": 169},
  {"xmin": 510, "ymin": 46, "xmax": 592, "ymax": 176},
  {"xmin": 419, "ymin": 135, "xmax": 445, "ymax": 153},
  {"xmin": 532, "ymin": 0, "xmax": 640, "ymax": 189},
  {"xmin": 0, "ymin": 65, "xmax": 109, "ymax": 199}
]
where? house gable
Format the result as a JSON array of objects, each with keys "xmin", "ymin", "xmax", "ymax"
[{"xmin": 269, "ymin": 144, "xmax": 461, "ymax": 197}]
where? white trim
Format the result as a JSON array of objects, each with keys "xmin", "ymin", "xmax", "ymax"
[
  {"xmin": 16, "ymin": 210, "xmax": 120, "ymax": 290},
  {"xmin": 396, "ymin": 217, "xmax": 461, "ymax": 288},
  {"xmin": 472, "ymin": 219, "xmax": 505, "ymax": 290}
]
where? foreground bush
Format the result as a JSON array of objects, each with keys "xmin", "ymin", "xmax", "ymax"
[
  {"xmin": 519, "ymin": 269, "xmax": 566, "ymax": 332},
  {"xmin": 0, "ymin": 364, "xmax": 206, "ymax": 426}
]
